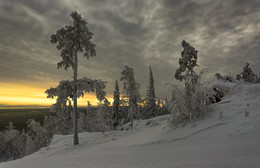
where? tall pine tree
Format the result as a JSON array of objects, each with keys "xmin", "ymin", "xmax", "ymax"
[
  {"xmin": 112, "ymin": 80, "xmax": 120, "ymax": 129},
  {"xmin": 146, "ymin": 66, "xmax": 156, "ymax": 118},
  {"xmin": 48, "ymin": 11, "xmax": 105, "ymax": 145}
]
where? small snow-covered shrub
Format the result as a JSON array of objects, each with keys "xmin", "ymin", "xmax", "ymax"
[{"xmin": 168, "ymin": 80, "xmax": 213, "ymax": 127}]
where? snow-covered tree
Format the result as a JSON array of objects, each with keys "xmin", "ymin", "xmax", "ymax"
[
  {"xmin": 26, "ymin": 119, "xmax": 50, "ymax": 154},
  {"xmin": 112, "ymin": 80, "xmax": 120, "ymax": 129},
  {"xmin": 119, "ymin": 97, "xmax": 129, "ymax": 125},
  {"xmin": 146, "ymin": 66, "xmax": 156, "ymax": 118},
  {"xmin": 49, "ymin": 11, "xmax": 104, "ymax": 145},
  {"xmin": 96, "ymin": 98, "xmax": 110, "ymax": 133},
  {"xmin": 45, "ymin": 79, "xmax": 106, "ymax": 138},
  {"xmin": 120, "ymin": 65, "xmax": 140, "ymax": 130},
  {"xmin": 161, "ymin": 98, "xmax": 171, "ymax": 115},
  {"xmin": 103, "ymin": 98, "xmax": 112, "ymax": 129},
  {"xmin": 0, "ymin": 131, "xmax": 5, "ymax": 161},
  {"xmin": 169, "ymin": 40, "xmax": 213, "ymax": 127},
  {"xmin": 78, "ymin": 107, "xmax": 96, "ymax": 132},
  {"xmin": 0, "ymin": 122, "xmax": 26, "ymax": 161},
  {"xmin": 0, "ymin": 118, "xmax": 56, "ymax": 161},
  {"xmin": 175, "ymin": 40, "xmax": 199, "ymax": 93},
  {"xmin": 236, "ymin": 63, "xmax": 258, "ymax": 83}
]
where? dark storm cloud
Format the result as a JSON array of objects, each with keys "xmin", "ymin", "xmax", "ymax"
[
  {"xmin": 197, "ymin": 0, "xmax": 260, "ymax": 75},
  {"xmin": 0, "ymin": 0, "xmax": 72, "ymax": 83},
  {"xmin": 0, "ymin": 0, "xmax": 259, "ymax": 100},
  {"xmin": 93, "ymin": 10, "xmax": 147, "ymax": 37},
  {"xmin": 151, "ymin": 0, "xmax": 260, "ymax": 78}
]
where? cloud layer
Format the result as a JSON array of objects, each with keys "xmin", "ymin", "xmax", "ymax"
[{"xmin": 0, "ymin": 0, "xmax": 259, "ymax": 101}]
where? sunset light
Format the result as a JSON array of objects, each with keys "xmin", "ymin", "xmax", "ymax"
[{"xmin": 0, "ymin": 82, "xmax": 113, "ymax": 108}]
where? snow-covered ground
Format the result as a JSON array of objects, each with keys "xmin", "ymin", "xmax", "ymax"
[{"xmin": 1, "ymin": 81, "xmax": 260, "ymax": 168}]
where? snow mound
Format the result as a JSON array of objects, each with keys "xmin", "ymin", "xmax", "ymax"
[{"xmin": 1, "ymin": 81, "xmax": 260, "ymax": 168}]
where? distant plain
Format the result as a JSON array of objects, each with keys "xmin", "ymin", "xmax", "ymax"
[{"xmin": 0, "ymin": 108, "xmax": 51, "ymax": 131}]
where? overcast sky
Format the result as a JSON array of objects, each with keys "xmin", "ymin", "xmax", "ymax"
[{"xmin": 0, "ymin": 0, "xmax": 260, "ymax": 104}]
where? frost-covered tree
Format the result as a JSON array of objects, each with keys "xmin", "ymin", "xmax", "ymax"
[
  {"xmin": 119, "ymin": 97, "xmax": 129, "ymax": 125},
  {"xmin": 175, "ymin": 40, "xmax": 199, "ymax": 93},
  {"xmin": 120, "ymin": 65, "xmax": 140, "ymax": 130},
  {"xmin": 0, "ymin": 122, "xmax": 25, "ymax": 161},
  {"xmin": 96, "ymin": 98, "xmax": 110, "ymax": 133},
  {"xmin": 0, "ymin": 131, "xmax": 5, "ymax": 161},
  {"xmin": 112, "ymin": 80, "xmax": 120, "ymax": 129},
  {"xmin": 46, "ymin": 79, "xmax": 106, "ymax": 143},
  {"xmin": 103, "ymin": 98, "xmax": 112, "ymax": 129},
  {"xmin": 0, "ymin": 118, "xmax": 58, "ymax": 162},
  {"xmin": 161, "ymin": 98, "xmax": 171, "ymax": 115},
  {"xmin": 48, "ymin": 11, "xmax": 104, "ymax": 145},
  {"xmin": 26, "ymin": 119, "xmax": 50, "ymax": 153},
  {"xmin": 96, "ymin": 105, "xmax": 106, "ymax": 133},
  {"xmin": 236, "ymin": 63, "xmax": 258, "ymax": 83},
  {"xmin": 146, "ymin": 66, "xmax": 156, "ymax": 118},
  {"xmin": 169, "ymin": 40, "xmax": 213, "ymax": 127}
]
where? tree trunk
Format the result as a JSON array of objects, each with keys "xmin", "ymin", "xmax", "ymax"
[
  {"xmin": 129, "ymin": 98, "xmax": 134, "ymax": 131},
  {"xmin": 73, "ymin": 44, "xmax": 79, "ymax": 145},
  {"xmin": 130, "ymin": 106, "xmax": 133, "ymax": 131}
]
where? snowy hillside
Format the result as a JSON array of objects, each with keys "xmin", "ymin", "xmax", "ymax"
[{"xmin": 1, "ymin": 81, "xmax": 260, "ymax": 168}]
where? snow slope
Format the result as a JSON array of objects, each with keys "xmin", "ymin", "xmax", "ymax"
[{"xmin": 1, "ymin": 81, "xmax": 260, "ymax": 168}]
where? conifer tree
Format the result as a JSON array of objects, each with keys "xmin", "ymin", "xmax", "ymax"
[
  {"xmin": 236, "ymin": 63, "xmax": 258, "ymax": 83},
  {"xmin": 175, "ymin": 40, "xmax": 199, "ymax": 93},
  {"xmin": 112, "ymin": 80, "xmax": 120, "ymax": 129},
  {"xmin": 120, "ymin": 65, "xmax": 140, "ymax": 130},
  {"xmin": 146, "ymin": 66, "xmax": 156, "ymax": 118},
  {"xmin": 2, "ymin": 122, "xmax": 23, "ymax": 161},
  {"xmin": 96, "ymin": 98, "xmax": 110, "ymax": 132},
  {"xmin": 87, "ymin": 101, "xmax": 92, "ymax": 107},
  {"xmin": 48, "ymin": 11, "xmax": 105, "ymax": 145},
  {"xmin": 170, "ymin": 40, "xmax": 212, "ymax": 126}
]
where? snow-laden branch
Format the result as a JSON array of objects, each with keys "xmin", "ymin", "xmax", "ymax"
[{"xmin": 45, "ymin": 77, "xmax": 106, "ymax": 112}]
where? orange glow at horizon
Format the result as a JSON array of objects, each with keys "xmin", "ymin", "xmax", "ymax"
[{"xmin": 0, "ymin": 82, "xmax": 113, "ymax": 107}]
